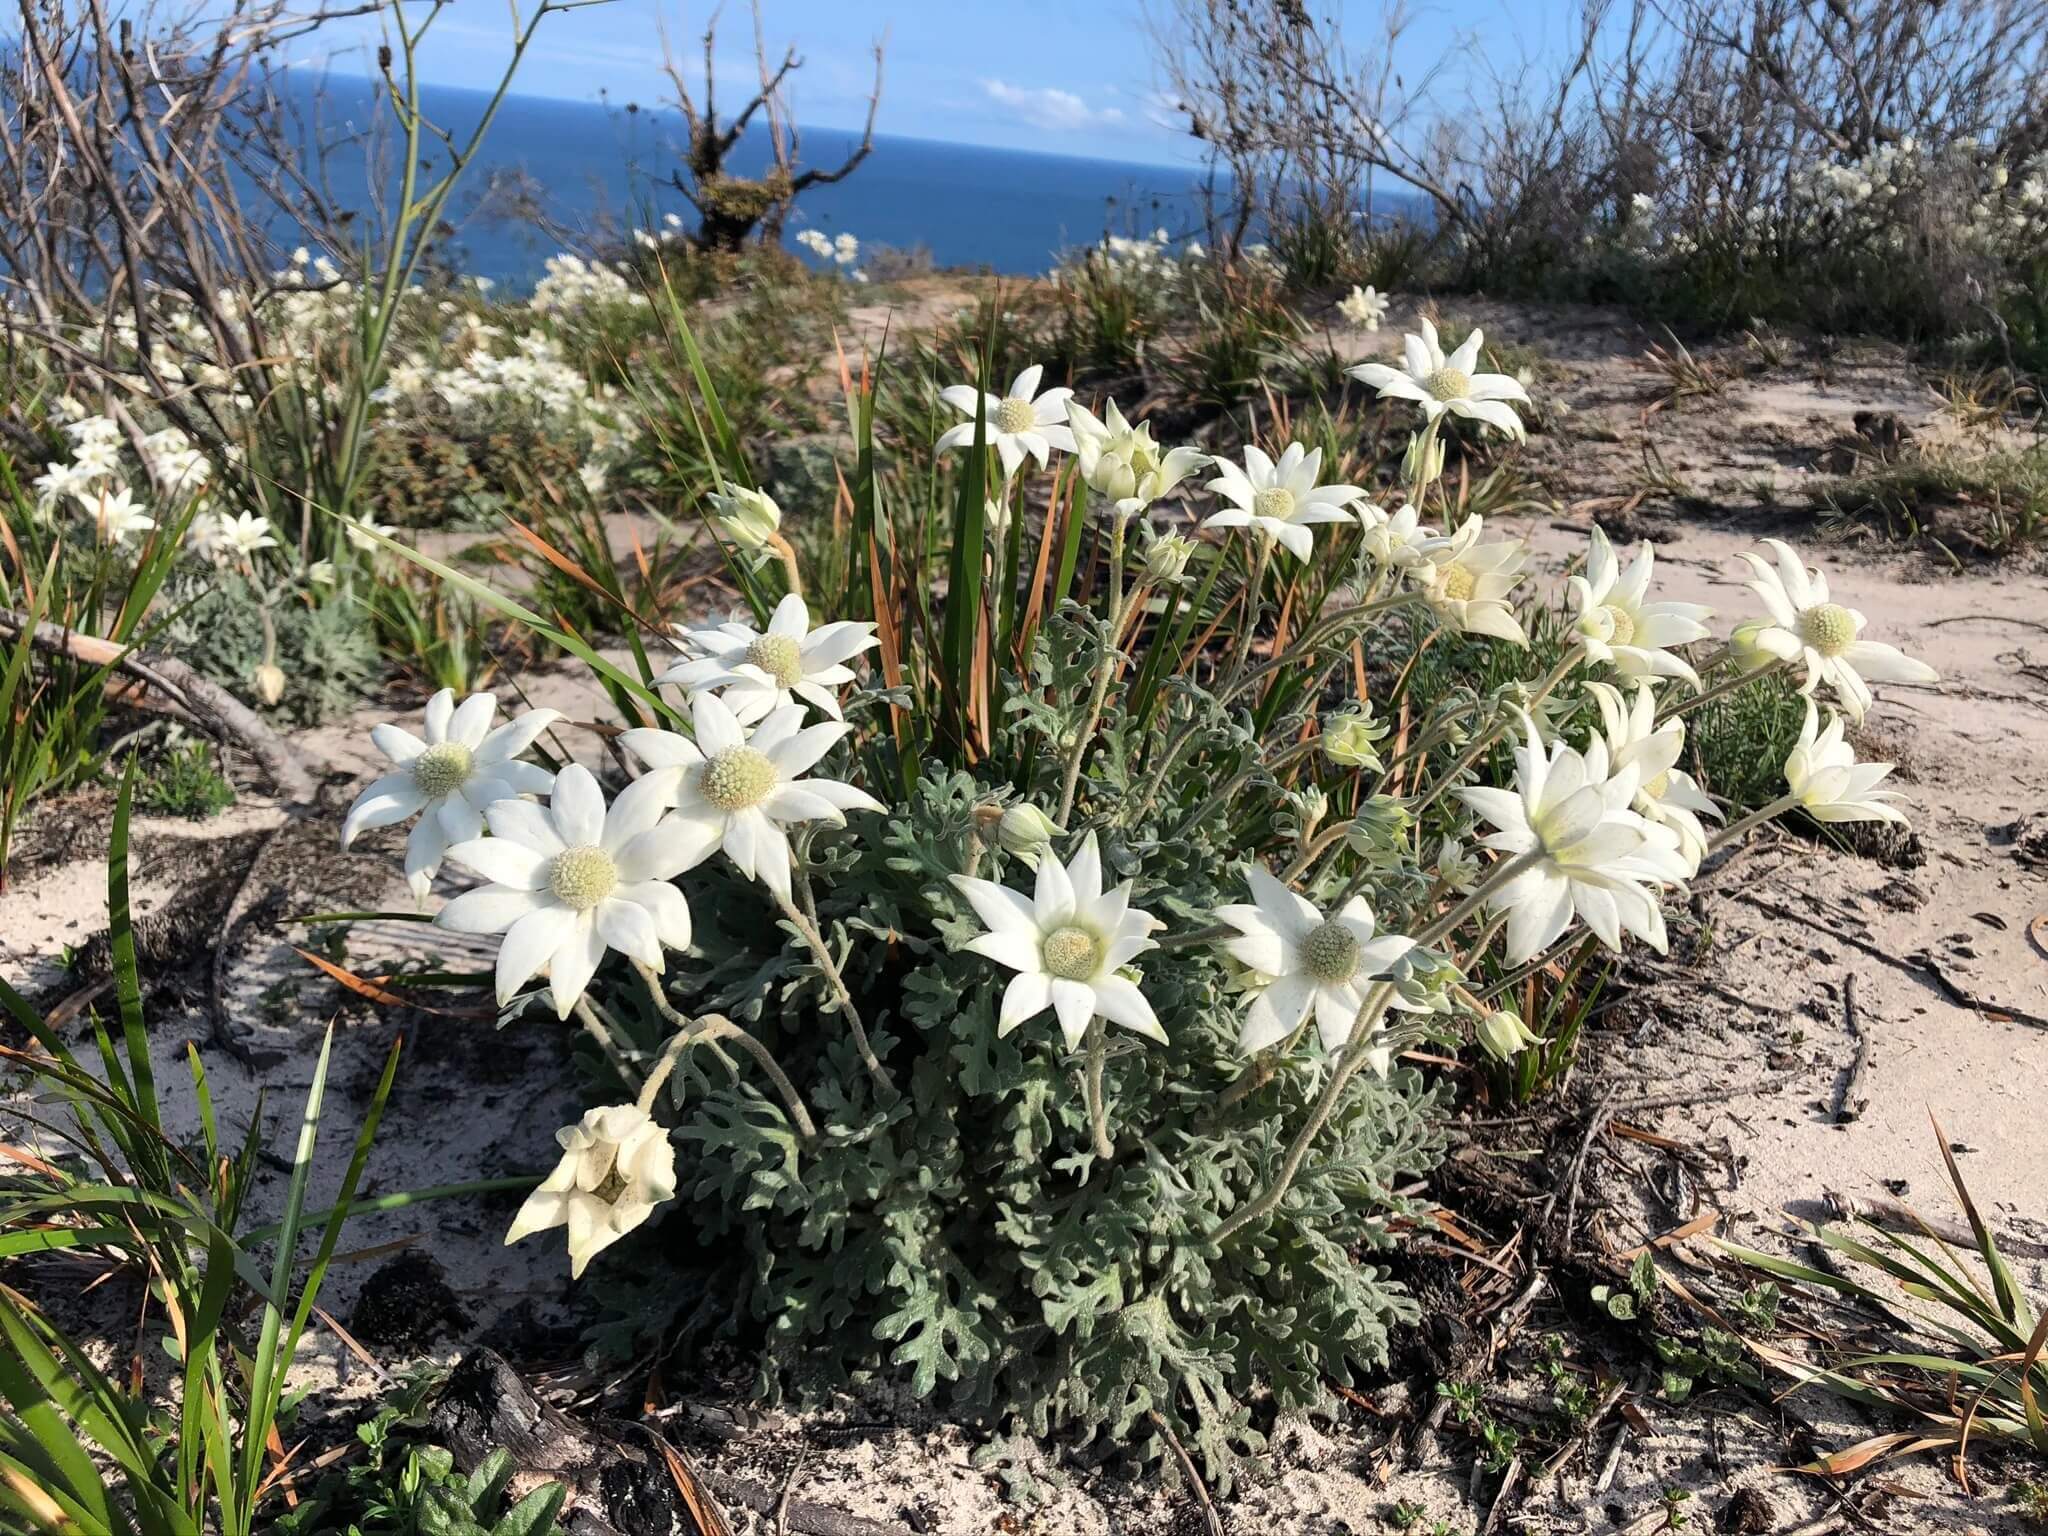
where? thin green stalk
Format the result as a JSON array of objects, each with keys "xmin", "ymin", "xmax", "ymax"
[
  {"xmin": 631, "ymin": 962, "xmax": 817, "ymax": 1139},
  {"xmin": 1056, "ymin": 504, "xmax": 1129, "ymax": 827},
  {"xmin": 779, "ymin": 874, "xmax": 893, "ymax": 1096},
  {"xmin": 1082, "ymin": 1019, "xmax": 1114, "ymax": 1159}
]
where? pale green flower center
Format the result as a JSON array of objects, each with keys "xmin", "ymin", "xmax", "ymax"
[
  {"xmin": 994, "ymin": 397, "xmax": 1037, "ymax": 435},
  {"xmin": 1799, "ymin": 602, "xmax": 1855, "ymax": 657},
  {"xmin": 592, "ymin": 1162, "xmax": 629, "ymax": 1203},
  {"xmin": 410, "ymin": 741, "xmax": 474, "ymax": 798},
  {"xmin": 1041, "ymin": 924, "xmax": 1101, "ymax": 981},
  {"xmin": 1603, "ymin": 604, "xmax": 1636, "ymax": 645},
  {"xmin": 1643, "ymin": 769, "xmax": 1672, "ymax": 798},
  {"xmin": 745, "ymin": 633, "xmax": 804, "ymax": 688},
  {"xmin": 548, "ymin": 844, "xmax": 617, "ymax": 911},
  {"xmin": 1301, "ymin": 920, "xmax": 1361, "ymax": 984},
  {"xmin": 1438, "ymin": 563, "xmax": 1477, "ymax": 602},
  {"xmin": 701, "ymin": 746, "xmax": 777, "ymax": 811},
  {"xmin": 1427, "ymin": 366, "xmax": 1472, "ymax": 401},
  {"xmin": 1252, "ymin": 486, "xmax": 1296, "ymax": 522}
]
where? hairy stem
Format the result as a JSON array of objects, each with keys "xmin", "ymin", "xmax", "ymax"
[
  {"xmin": 1082, "ymin": 1018, "xmax": 1114, "ymax": 1160},
  {"xmin": 629, "ymin": 961, "xmax": 817, "ymax": 1139},
  {"xmin": 778, "ymin": 876, "xmax": 894, "ymax": 1096},
  {"xmin": 1056, "ymin": 506, "xmax": 1129, "ymax": 827}
]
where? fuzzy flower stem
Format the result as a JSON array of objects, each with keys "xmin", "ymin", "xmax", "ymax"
[
  {"xmin": 778, "ymin": 874, "xmax": 894, "ymax": 1097},
  {"xmin": 1082, "ymin": 1018, "xmax": 1115, "ymax": 1160},
  {"xmin": 1206, "ymin": 980, "xmax": 1397, "ymax": 1246},
  {"xmin": 1706, "ymin": 791, "xmax": 1800, "ymax": 854},
  {"xmin": 1168, "ymin": 736, "xmax": 1320, "ymax": 845},
  {"xmin": 1222, "ymin": 591, "xmax": 1418, "ymax": 704},
  {"xmin": 1407, "ymin": 645, "xmax": 1583, "ymax": 820},
  {"xmin": 1283, "ymin": 820, "xmax": 1354, "ymax": 882},
  {"xmin": 1056, "ymin": 504, "xmax": 1129, "ymax": 827},
  {"xmin": 764, "ymin": 530, "xmax": 805, "ymax": 600},
  {"xmin": 571, "ymin": 997, "xmax": 641, "ymax": 1088},
  {"xmin": 1665, "ymin": 655, "xmax": 1793, "ymax": 719},
  {"xmin": 1417, "ymin": 848, "xmax": 1545, "ymax": 949},
  {"xmin": 1215, "ymin": 534, "xmax": 1273, "ymax": 703},
  {"xmin": 629, "ymin": 961, "xmax": 818, "ymax": 1139}
]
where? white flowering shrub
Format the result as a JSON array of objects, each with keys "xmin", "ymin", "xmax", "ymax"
[{"xmin": 342, "ymin": 319, "xmax": 1936, "ymax": 1480}]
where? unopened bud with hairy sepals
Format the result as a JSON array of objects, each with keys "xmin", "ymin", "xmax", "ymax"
[
  {"xmin": 709, "ymin": 486, "xmax": 782, "ymax": 551},
  {"xmin": 996, "ymin": 803, "xmax": 1058, "ymax": 865},
  {"xmin": 1322, "ymin": 704, "xmax": 1390, "ymax": 771},
  {"xmin": 1477, "ymin": 1007, "xmax": 1542, "ymax": 1062}
]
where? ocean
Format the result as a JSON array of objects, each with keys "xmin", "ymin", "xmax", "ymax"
[{"xmin": 290, "ymin": 75, "xmax": 1232, "ymax": 289}]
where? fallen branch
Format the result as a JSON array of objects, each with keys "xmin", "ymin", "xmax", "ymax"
[
  {"xmin": 0, "ymin": 608, "xmax": 319, "ymax": 805},
  {"xmin": 1832, "ymin": 973, "xmax": 1871, "ymax": 1124}
]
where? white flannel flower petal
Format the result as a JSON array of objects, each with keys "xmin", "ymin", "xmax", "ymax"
[
  {"xmin": 1349, "ymin": 317, "xmax": 1532, "ymax": 438},
  {"xmin": 935, "ymin": 364, "xmax": 1078, "ymax": 481},
  {"xmin": 80, "ymin": 483, "xmax": 155, "ymax": 544},
  {"xmin": 1414, "ymin": 514, "xmax": 1529, "ymax": 644},
  {"xmin": 947, "ymin": 832, "xmax": 1165, "ymax": 1051},
  {"xmin": 1460, "ymin": 712, "xmax": 1691, "ymax": 963},
  {"xmin": 505, "ymin": 1103, "xmax": 677, "ymax": 1278},
  {"xmin": 1337, "ymin": 284, "xmax": 1391, "ymax": 331},
  {"xmin": 340, "ymin": 689, "xmax": 561, "ymax": 900},
  {"xmin": 1201, "ymin": 442, "xmax": 1363, "ymax": 561},
  {"xmin": 1568, "ymin": 528, "xmax": 1713, "ymax": 685},
  {"xmin": 438, "ymin": 762, "xmax": 705, "ymax": 1018},
  {"xmin": 658, "ymin": 592, "xmax": 878, "ymax": 725},
  {"xmin": 1586, "ymin": 681, "xmax": 1722, "ymax": 877},
  {"xmin": 1213, "ymin": 867, "xmax": 1420, "ymax": 1057},
  {"xmin": 1358, "ymin": 501, "xmax": 1438, "ymax": 572},
  {"xmin": 620, "ymin": 694, "xmax": 885, "ymax": 902},
  {"xmin": 1737, "ymin": 538, "xmax": 1938, "ymax": 721},
  {"xmin": 1784, "ymin": 703, "xmax": 1907, "ymax": 824}
]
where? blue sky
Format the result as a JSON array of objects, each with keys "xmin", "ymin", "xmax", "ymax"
[{"xmin": 305, "ymin": 1, "xmax": 1574, "ymax": 168}]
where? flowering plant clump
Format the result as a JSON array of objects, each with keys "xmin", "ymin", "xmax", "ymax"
[{"xmin": 344, "ymin": 316, "xmax": 1935, "ymax": 1482}]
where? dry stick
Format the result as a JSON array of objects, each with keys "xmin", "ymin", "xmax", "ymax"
[
  {"xmin": 1832, "ymin": 972, "xmax": 1872, "ymax": 1125},
  {"xmin": 1147, "ymin": 1411, "xmax": 1225, "ymax": 1536},
  {"xmin": 702, "ymin": 1475, "xmax": 916, "ymax": 1536},
  {"xmin": 0, "ymin": 607, "xmax": 318, "ymax": 804},
  {"xmin": 1733, "ymin": 891, "xmax": 2048, "ymax": 1030},
  {"xmin": 1482, "ymin": 1453, "xmax": 1524, "ymax": 1535},
  {"xmin": 1543, "ymin": 1089, "xmax": 1620, "ymax": 1243},
  {"xmin": 1536, "ymin": 1376, "xmax": 1629, "ymax": 1486},
  {"xmin": 629, "ymin": 962, "xmax": 818, "ymax": 1140}
]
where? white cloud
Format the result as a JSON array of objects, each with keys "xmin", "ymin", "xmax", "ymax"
[{"xmin": 980, "ymin": 79, "xmax": 1126, "ymax": 134}]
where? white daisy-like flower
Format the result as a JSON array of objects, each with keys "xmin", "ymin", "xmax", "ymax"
[
  {"xmin": 1202, "ymin": 442, "xmax": 1363, "ymax": 561},
  {"xmin": 947, "ymin": 832, "xmax": 1164, "ymax": 1049},
  {"xmin": 1460, "ymin": 713, "xmax": 1691, "ymax": 962},
  {"xmin": 213, "ymin": 510, "xmax": 279, "ymax": 560},
  {"xmin": 1737, "ymin": 538, "xmax": 1938, "ymax": 720},
  {"xmin": 340, "ymin": 689, "xmax": 561, "ymax": 900},
  {"xmin": 80, "ymin": 483, "xmax": 154, "ymax": 544},
  {"xmin": 619, "ymin": 694, "xmax": 885, "ymax": 901},
  {"xmin": 345, "ymin": 515, "xmax": 395, "ymax": 553},
  {"xmin": 936, "ymin": 364, "xmax": 1077, "ymax": 481},
  {"xmin": 1568, "ymin": 527, "xmax": 1714, "ymax": 685},
  {"xmin": 1213, "ymin": 867, "xmax": 1420, "ymax": 1055},
  {"xmin": 1349, "ymin": 317, "xmax": 1531, "ymax": 438},
  {"xmin": 657, "ymin": 593, "xmax": 878, "ymax": 725},
  {"xmin": 1415, "ymin": 514, "xmax": 1529, "ymax": 644},
  {"xmin": 1586, "ymin": 681, "xmax": 1722, "ymax": 875},
  {"xmin": 437, "ymin": 763, "xmax": 702, "ymax": 1018},
  {"xmin": 505, "ymin": 1102, "xmax": 677, "ymax": 1278},
  {"xmin": 1065, "ymin": 397, "xmax": 1206, "ymax": 515},
  {"xmin": 1337, "ymin": 284, "xmax": 1392, "ymax": 331},
  {"xmin": 1358, "ymin": 501, "xmax": 1438, "ymax": 572},
  {"xmin": 1784, "ymin": 703, "xmax": 1906, "ymax": 824}
]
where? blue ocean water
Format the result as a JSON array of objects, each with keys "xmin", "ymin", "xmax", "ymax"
[{"xmin": 294, "ymin": 75, "xmax": 1230, "ymax": 288}]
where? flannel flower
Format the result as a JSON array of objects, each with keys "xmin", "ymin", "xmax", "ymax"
[
  {"xmin": 436, "ymin": 763, "xmax": 702, "ymax": 1018},
  {"xmin": 1202, "ymin": 443, "xmax": 1363, "ymax": 561},
  {"xmin": 1569, "ymin": 527, "xmax": 1714, "ymax": 685},
  {"xmin": 1460, "ymin": 713, "xmax": 1691, "ymax": 961},
  {"xmin": 505, "ymin": 1104, "xmax": 677, "ymax": 1278},
  {"xmin": 620, "ymin": 693, "xmax": 885, "ymax": 901},
  {"xmin": 1349, "ymin": 317, "xmax": 1531, "ymax": 438},
  {"xmin": 341, "ymin": 689, "xmax": 560, "ymax": 899},
  {"xmin": 658, "ymin": 592, "xmax": 879, "ymax": 724},
  {"xmin": 949, "ymin": 833, "xmax": 1164, "ymax": 1050},
  {"xmin": 937, "ymin": 364, "xmax": 1076, "ymax": 480},
  {"xmin": 1738, "ymin": 538, "xmax": 1937, "ymax": 720},
  {"xmin": 1784, "ymin": 703, "xmax": 1907, "ymax": 824},
  {"xmin": 1214, "ymin": 867, "xmax": 1420, "ymax": 1056}
]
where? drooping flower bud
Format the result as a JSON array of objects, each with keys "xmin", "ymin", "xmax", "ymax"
[
  {"xmin": 996, "ymin": 803, "xmax": 1059, "ymax": 865},
  {"xmin": 1402, "ymin": 427, "xmax": 1445, "ymax": 488},
  {"xmin": 1321, "ymin": 704, "xmax": 1390, "ymax": 771},
  {"xmin": 1476, "ymin": 1007, "xmax": 1542, "ymax": 1062},
  {"xmin": 253, "ymin": 663, "xmax": 286, "ymax": 707}
]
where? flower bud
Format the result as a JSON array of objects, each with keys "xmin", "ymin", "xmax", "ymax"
[
  {"xmin": 1296, "ymin": 785, "xmax": 1329, "ymax": 838},
  {"xmin": 1436, "ymin": 836, "xmax": 1480, "ymax": 892},
  {"xmin": 1321, "ymin": 705, "xmax": 1389, "ymax": 770},
  {"xmin": 253, "ymin": 663, "xmax": 286, "ymax": 706},
  {"xmin": 709, "ymin": 486, "xmax": 782, "ymax": 551},
  {"xmin": 1728, "ymin": 619, "xmax": 1778, "ymax": 673},
  {"xmin": 1476, "ymin": 1007, "xmax": 1542, "ymax": 1062},
  {"xmin": 997, "ymin": 804, "xmax": 1059, "ymax": 864},
  {"xmin": 1343, "ymin": 795, "xmax": 1413, "ymax": 868},
  {"xmin": 1402, "ymin": 428, "xmax": 1445, "ymax": 487},
  {"xmin": 1141, "ymin": 530, "xmax": 1197, "ymax": 585}
]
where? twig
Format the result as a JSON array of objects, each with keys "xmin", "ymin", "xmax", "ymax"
[
  {"xmin": 1147, "ymin": 1411, "xmax": 1225, "ymax": 1536},
  {"xmin": 1832, "ymin": 973, "xmax": 1871, "ymax": 1124},
  {"xmin": 1481, "ymin": 1453, "xmax": 1523, "ymax": 1534},
  {"xmin": 702, "ymin": 1475, "xmax": 917, "ymax": 1536},
  {"xmin": 1593, "ymin": 1420, "xmax": 1630, "ymax": 1492},
  {"xmin": 1542, "ymin": 1090, "xmax": 1618, "ymax": 1241},
  {"xmin": 1536, "ymin": 1377, "xmax": 1628, "ymax": 1485},
  {"xmin": 773, "ymin": 1449, "xmax": 809, "ymax": 1536}
]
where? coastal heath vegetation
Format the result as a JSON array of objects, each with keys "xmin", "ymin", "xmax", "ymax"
[{"xmin": 323, "ymin": 295, "xmax": 1936, "ymax": 1481}]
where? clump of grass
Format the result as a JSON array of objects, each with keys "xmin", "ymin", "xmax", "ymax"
[
  {"xmin": 1813, "ymin": 438, "xmax": 2048, "ymax": 557},
  {"xmin": 135, "ymin": 737, "xmax": 236, "ymax": 819},
  {"xmin": 1716, "ymin": 1118, "xmax": 2048, "ymax": 1479}
]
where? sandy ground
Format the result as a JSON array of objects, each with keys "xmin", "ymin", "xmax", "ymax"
[{"xmin": 3, "ymin": 299, "xmax": 2045, "ymax": 1533}]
